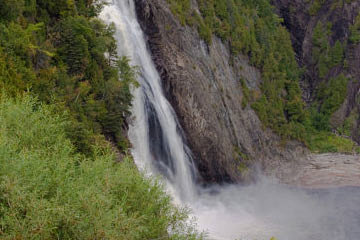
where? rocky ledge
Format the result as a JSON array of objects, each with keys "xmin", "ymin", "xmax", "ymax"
[{"xmin": 283, "ymin": 153, "xmax": 360, "ymax": 188}]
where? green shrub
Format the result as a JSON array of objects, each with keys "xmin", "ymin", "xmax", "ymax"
[
  {"xmin": 166, "ymin": 0, "xmax": 192, "ymax": 26},
  {"xmin": 306, "ymin": 131, "xmax": 357, "ymax": 153},
  {"xmin": 308, "ymin": 0, "xmax": 326, "ymax": 16},
  {"xmin": 338, "ymin": 110, "xmax": 358, "ymax": 136},
  {"xmin": 0, "ymin": 95, "xmax": 202, "ymax": 240},
  {"xmin": 349, "ymin": 14, "xmax": 360, "ymax": 44},
  {"xmin": 312, "ymin": 22, "xmax": 345, "ymax": 79},
  {"xmin": 320, "ymin": 74, "xmax": 349, "ymax": 116},
  {"xmin": 0, "ymin": 0, "xmax": 24, "ymax": 21}
]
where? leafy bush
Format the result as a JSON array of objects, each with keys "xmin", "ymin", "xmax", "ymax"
[{"xmin": 0, "ymin": 95, "xmax": 202, "ymax": 240}]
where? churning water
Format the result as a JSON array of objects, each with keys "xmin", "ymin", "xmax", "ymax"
[{"xmin": 100, "ymin": 1, "xmax": 360, "ymax": 239}]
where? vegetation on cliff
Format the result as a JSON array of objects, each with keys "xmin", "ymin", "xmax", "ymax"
[
  {"xmin": 168, "ymin": 0, "xmax": 305, "ymax": 138},
  {"xmin": 350, "ymin": 13, "xmax": 360, "ymax": 44},
  {"xmin": 0, "ymin": 0, "xmax": 135, "ymax": 155},
  {"xmin": 167, "ymin": 0, "xmax": 360, "ymax": 153}
]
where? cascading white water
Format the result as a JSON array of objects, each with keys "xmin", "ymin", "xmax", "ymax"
[
  {"xmin": 100, "ymin": 0, "xmax": 197, "ymax": 201},
  {"xmin": 100, "ymin": 1, "xmax": 360, "ymax": 240}
]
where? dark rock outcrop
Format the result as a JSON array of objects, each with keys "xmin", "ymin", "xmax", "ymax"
[{"xmin": 134, "ymin": 0, "xmax": 308, "ymax": 184}]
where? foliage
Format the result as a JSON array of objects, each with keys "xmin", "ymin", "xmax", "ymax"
[
  {"xmin": 0, "ymin": 95, "xmax": 202, "ymax": 240},
  {"xmin": 0, "ymin": 0, "xmax": 137, "ymax": 155},
  {"xmin": 308, "ymin": 74, "xmax": 348, "ymax": 133},
  {"xmin": 166, "ymin": 0, "xmax": 359, "ymax": 153},
  {"xmin": 308, "ymin": 0, "xmax": 326, "ymax": 16},
  {"xmin": 167, "ymin": 0, "xmax": 306, "ymax": 141},
  {"xmin": 0, "ymin": 2, "xmax": 205, "ymax": 238},
  {"xmin": 312, "ymin": 22, "xmax": 345, "ymax": 78},
  {"xmin": 338, "ymin": 110, "xmax": 358, "ymax": 136},
  {"xmin": 349, "ymin": 13, "xmax": 360, "ymax": 44},
  {"xmin": 311, "ymin": 22, "xmax": 348, "ymax": 131},
  {"xmin": 240, "ymin": 78, "xmax": 250, "ymax": 109},
  {"xmin": 167, "ymin": 0, "xmax": 192, "ymax": 26},
  {"xmin": 0, "ymin": 0, "xmax": 24, "ymax": 22},
  {"xmin": 306, "ymin": 131, "xmax": 357, "ymax": 153},
  {"xmin": 305, "ymin": 73, "xmax": 352, "ymax": 152},
  {"xmin": 319, "ymin": 74, "xmax": 349, "ymax": 117},
  {"xmin": 307, "ymin": 20, "xmax": 355, "ymax": 152}
]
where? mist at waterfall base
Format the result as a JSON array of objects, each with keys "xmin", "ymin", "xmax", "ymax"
[
  {"xmin": 192, "ymin": 178, "xmax": 360, "ymax": 240},
  {"xmin": 100, "ymin": 1, "xmax": 360, "ymax": 239}
]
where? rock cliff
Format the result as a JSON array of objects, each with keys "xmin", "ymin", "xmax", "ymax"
[
  {"xmin": 134, "ymin": 0, "xmax": 308, "ymax": 184},
  {"xmin": 272, "ymin": 0, "xmax": 360, "ymax": 143}
]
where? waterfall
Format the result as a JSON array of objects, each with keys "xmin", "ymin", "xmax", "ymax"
[
  {"xmin": 100, "ymin": 0, "xmax": 197, "ymax": 201},
  {"xmin": 100, "ymin": 1, "xmax": 360, "ymax": 240}
]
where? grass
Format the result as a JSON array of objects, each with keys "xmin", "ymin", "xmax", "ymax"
[{"xmin": 307, "ymin": 131, "xmax": 358, "ymax": 153}]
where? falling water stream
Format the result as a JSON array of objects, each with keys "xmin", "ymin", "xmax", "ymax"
[
  {"xmin": 100, "ymin": 0, "xmax": 197, "ymax": 202},
  {"xmin": 100, "ymin": 1, "xmax": 360, "ymax": 239}
]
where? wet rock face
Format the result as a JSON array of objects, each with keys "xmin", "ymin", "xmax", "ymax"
[
  {"xmin": 272, "ymin": 0, "xmax": 360, "ymax": 142},
  {"xmin": 134, "ymin": 0, "xmax": 307, "ymax": 184}
]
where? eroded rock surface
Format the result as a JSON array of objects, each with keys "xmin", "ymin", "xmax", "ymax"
[
  {"xmin": 134, "ymin": 0, "xmax": 308, "ymax": 184},
  {"xmin": 134, "ymin": 0, "xmax": 360, "ymax": 187},
  {"xmin": 284, "ymin": 154, "xmax": 360, "ymax": 188}
]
